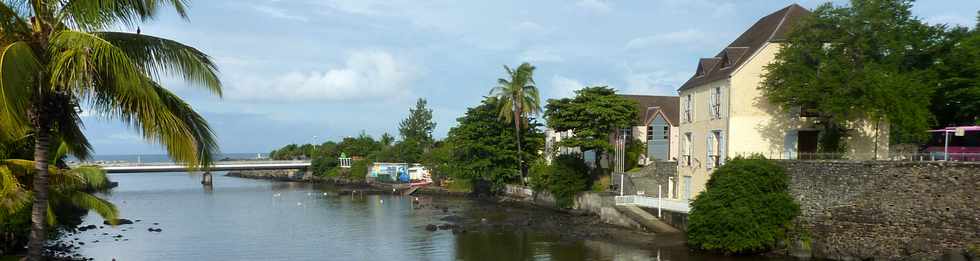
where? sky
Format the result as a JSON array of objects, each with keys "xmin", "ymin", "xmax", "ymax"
[{"xmin": 80, "ymin": 0, "xmax": 980, "ymax": 155}]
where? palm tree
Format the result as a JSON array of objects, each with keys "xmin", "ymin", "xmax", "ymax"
[
  {"xmin": 490, "ymin": 62, "xmax": 541, "ymax": 180},
  {"xmin": 0, "ymin": 1, "xmax": 220, "ymax": 260},
  {"xmin": 1, "ymin": 140, "xmax": 119, "ymax": 256}
]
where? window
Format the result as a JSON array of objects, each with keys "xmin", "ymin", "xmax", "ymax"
[
  {"xmin": 710, "ymin": 87, "xmax": 722, "ymax": 119},
  {"xmin": 683, "ymin": 132, "xmax": 693, "ymax": 166},
  {"xmin": 707, "ymin": 130, "xmax": 724, "ymax": 170},
  {"xmin": 684, "ymin": 94, "xmax": 693, "ymax": 123}
]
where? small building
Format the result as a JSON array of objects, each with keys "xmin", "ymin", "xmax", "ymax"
[
  {"xmin": 368, "ymin": 162, "xmax": 431, "ymax": 183},
  {"xmin": 545, "ymin": 95, "xmax": 680, "ymax": 169},
  {"xmin": 369, "ymin": 162, "xmax": 409, "ymax": 183}
]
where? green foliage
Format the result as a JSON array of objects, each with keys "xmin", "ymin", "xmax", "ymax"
[
  {"xmin": 349, "ymin": 160, "xmax": 370, "ymax": 181},
  {"xmin": 421, "ymin": 140, "xmax": 455, "ymax": 183},
  {"xmin": 544, "ymin": 86, "xmax": 637, "ymax": 173},
  {"xmin": 490, "ymin": 62, "xmax": 542, "ymax": 178},
  {"xmin": 528, "ymin": 154, "xmax": 591, "ymax": 208},
  {"xmin": 687, "ymin": 158, "xmax": 800, "ymax": 254},
  {"xmin": 761, "ymin": 0, "xmax": 940, "ymax": 147},
  {"xmin": 927, "ymin": 22, "xmax": 980, "ymax": 128},
  {"xmin": 623, "ymin": 138, "xmax": 644, "ymax": 171},
  {"xmin": 398, "ymin": 98, "xmax": 436, "ymax": 149},
  {"xmin": 447, "ymin": 98, "xmax": 544, "ymax": 189}
]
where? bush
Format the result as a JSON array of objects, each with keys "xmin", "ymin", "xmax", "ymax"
[
  {"xmin": 529, "ymin": 154, "xmax": 591, "ymax": 208},
  {"xmin": 686, "ymin": 157, "xmax": 800, "ymax": 254},
  {"xmin": 591, "ymin": 175, "xmax": 611, "ymax": 192},
  {"xmin": 348, "ymin": 160, "xmax": 370, "ymax": 181}
]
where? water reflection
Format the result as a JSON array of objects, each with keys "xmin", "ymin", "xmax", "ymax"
[{"xmin": 62, "ymin": 172, "xmax": 790, "ymax": 261}]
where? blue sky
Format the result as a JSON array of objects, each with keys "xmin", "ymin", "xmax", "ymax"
[{"xmin": 81, "ymin": 0, "xmax": 980, "ymax": 155}]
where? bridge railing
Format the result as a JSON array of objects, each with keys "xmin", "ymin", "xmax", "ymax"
[{"xmin": 74, "ymin": 160, "xmax": 311, "ymax": 168}]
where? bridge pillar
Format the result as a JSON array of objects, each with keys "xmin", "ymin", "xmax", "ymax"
[{"xmin": 201, "ymin": 172, "xmax": 213, "ymax": 186}]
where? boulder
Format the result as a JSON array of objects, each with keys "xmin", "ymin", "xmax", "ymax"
[
  {"xmin": 424, "ymin": 224, "xmax": 438, "ymax": 231},
  {"xmin": 103, "ymin": 219, "xmax": 134, "ymax": 225}
]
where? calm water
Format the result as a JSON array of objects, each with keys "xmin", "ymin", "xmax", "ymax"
[{"xmin": 63, "ymin": 173, "xmax": 790, "ymax": 261}]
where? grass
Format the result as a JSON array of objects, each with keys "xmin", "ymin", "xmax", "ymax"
[{"xmin": 445, "ymin": 179, "xmax": 473, "ymax": 193}]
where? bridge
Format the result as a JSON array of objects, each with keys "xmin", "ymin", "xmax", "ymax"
[{"xmin": 80, "ymin": 160, "xmax": 311, "ymax": 185}]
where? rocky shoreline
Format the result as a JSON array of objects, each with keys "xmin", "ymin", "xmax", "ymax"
[{"xmin": 223, "ymin": 169, "xmax": 664, "ymax": 248}]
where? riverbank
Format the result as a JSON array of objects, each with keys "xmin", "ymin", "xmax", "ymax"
[{"xmin": 223, "ymin": 169, "xmax": 666, "ymax": 247}]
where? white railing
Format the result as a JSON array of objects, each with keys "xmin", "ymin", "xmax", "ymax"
[{"xmin": 615, "ymin": 195, "xmax": 690, "ymax": 213}]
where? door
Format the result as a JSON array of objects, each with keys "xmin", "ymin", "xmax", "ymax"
[{"xmin": 798, "ymin": 130, "xmax": 819, "ymax": 159}]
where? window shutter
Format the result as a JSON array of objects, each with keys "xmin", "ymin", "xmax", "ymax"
[
  {"xmin": 717, "ymin": 132, "xmax": 725, "ymax": 165},
  {"xmin": 706, "ymin": 133, "xmax": 714, "ymax": 169}
]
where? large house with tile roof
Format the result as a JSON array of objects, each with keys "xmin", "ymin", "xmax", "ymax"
[{"xmin": 675, "ymin": 4, "xmax": 889, "ymax": 200}]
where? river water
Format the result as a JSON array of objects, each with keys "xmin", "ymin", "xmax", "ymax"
[{"xmin": 62, "ymin": 172, "xmax": 793, "ymax": 261}]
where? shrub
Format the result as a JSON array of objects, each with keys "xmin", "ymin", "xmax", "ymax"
[
  {"xmin": 348, "ymin": 160, "xmax": 370, "ymax": 181},
  {"xmin": 591, "ymin": 175, "xmax": 610, "ymax": 192},
  {"xmin": 529, "ymin": 154, "xmax": 591, "ymax": 208},
  {"xmin": 686, "ymin": 157, "xmax": 800, "ymax": 254}
]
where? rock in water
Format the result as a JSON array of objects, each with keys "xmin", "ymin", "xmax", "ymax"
[
  {"xmin": 425, "ymin": 224, "xmax": 438, "ymax": 231},
  {"xmin": 103, "ymin": 219, "xmax": 134, "ymax": 225},
  {"xmin": 438, "ymin": 224, "xmax": 453, "ymax": 230}
]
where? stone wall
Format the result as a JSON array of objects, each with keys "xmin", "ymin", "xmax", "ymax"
[
  {"xmin": 779, "ymin": 161, "xmax": 980, "ymax": 260},
  {"xmin": 625, "ymin": 160, "xmax": 678, "ymax": 198},
  {"xmin": 501, "ymin": 185, "xmax": 642, "ymax": 230},
  {"xmin": 225, "ymin": 169, "xmax": 309, "ymax": 181}
]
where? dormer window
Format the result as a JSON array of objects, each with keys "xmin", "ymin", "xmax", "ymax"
[
  {"xmin": 695, "ymin": 64, "xmax": 706, "ymax": 77},
  {"xmin": 719, "ymin": 52, "xmax": 730, "ymax": 68}
]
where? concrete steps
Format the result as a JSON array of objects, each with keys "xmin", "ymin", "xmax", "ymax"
[
  {"xmin": 614, "ymin": 205, "xmax": 681, "ymax": 234},
  {"xmin": 402, "ymin": 186, "xmax": 420, "ymax": 196}
]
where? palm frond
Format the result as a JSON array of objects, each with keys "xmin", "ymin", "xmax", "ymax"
[
  {"xmin": 48, "ymin": 30, "xmax": 145, "ymax": 94},
  {"xmin": 60, "ymin": 191, "xmax": 118, "ymax": 222},
  {"xmin": 59, "ymin": 0, "xmax": 189, "ymax": 30},
  {"xmin": 94, "ymin": 32, "xmax": 222, "ymax": 96},
  {"xmin": 0, "ymin": 166, "xmax": 30, "ymax": 218},
  {"xmin": 68, "ymin": 165, "xmax": 110, "ymax": 190},
  {"xmin": 151, "ymin": 82, "xmax": 218, "ymax": 167},
  {"xmin": 0, "ymin": 41, "xmax": 40, "ymax": 140}
]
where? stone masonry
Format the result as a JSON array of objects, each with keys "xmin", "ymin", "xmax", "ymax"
[{"xmin": 780, "ymin": 161, "xmax": 979, "ymax": 260}]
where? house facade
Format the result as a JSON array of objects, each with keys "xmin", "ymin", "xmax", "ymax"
[{"xmin": 676, "ymin": 4, "xmax": 889, "ymax": 200}]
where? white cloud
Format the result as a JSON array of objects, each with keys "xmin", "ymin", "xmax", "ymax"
[
  {"xmin": 925, "ymin": 14, "xmax": 975, "ymax": 28},
  {"xmin": 622, "ymin": 70, "xmax": 689, "ymax": 96},
  {"xmin": 576, "ymin": 0, "xmax": 612, "ymax": 14},
  {"xmin": 626, "ymin": 29, "xmax": 707, "ymax": 49},
  {"xmin": 550, "ymin": 75, "xmax": 585, "ymax": 99},
  {"xmin": 249, "ymin": 4, "xmax": 309, "ymax": 21},
  {"xmin": 227, "ymin": 50, "xmax": 416, "ymax": 102},
  {"xmin": 519, "ymin": 49, "xmax": 564, "ymax": 63}
]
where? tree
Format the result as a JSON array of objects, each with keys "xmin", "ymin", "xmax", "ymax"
[
  {"xmin": 543, "ymin": 86, "xmax": 637, "ymax": 174},
  {"xmin": 337, "ymin": 132, "xmax": 380, "ymax": 157},
  {"xmin": 379, "ymin": 133, "xmax": 395, "ymax": 147},
  {"xmin": 398, "ymin": 98, "xmax": 436, "ymax": 149},
  {"xmin": 2, "ymin": 141, "xmax": 118, "ymax": 255},
  {"xmin": 0, "ymin": 2, "xmax": 221, "ymax": 259},
  {"xmin": 490, "ymin": 63, "xmax": 541, "ymax": 179},
  {"xmin": 927, "ymin": 19, "xmax": 980, "ymax": 128},
  {"xmin": 761, "ymin": 0, "xmax": 939, "ymax": 148},
  {"xmin": 448, "ymin": 98, "xmax": 543, "ymax": 189}
]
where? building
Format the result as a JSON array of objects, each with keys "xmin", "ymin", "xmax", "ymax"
[
  {"xmin": 676, "ymin": 4, "xmax": 888, "ymax": 200},
  {"xmin": 545, "ymin": 95, "xmax": 679, "ymax": 169},
  {"xmin": 616, "ymin": 95, "xmax": 680, "ymax": 165}
]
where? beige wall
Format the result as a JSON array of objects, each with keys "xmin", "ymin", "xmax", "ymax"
[{"xmin": 677, "ymin": 78, "xmax": 729, "ymax": 200}]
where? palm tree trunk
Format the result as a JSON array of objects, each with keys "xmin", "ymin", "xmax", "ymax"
[
  {"xmin": 513, "ymin": 110, "xmax": 523, "ymax": 182},
  {"xmin": 27, "ymin": 112, "xmax": 50, "ymax": 261}
]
